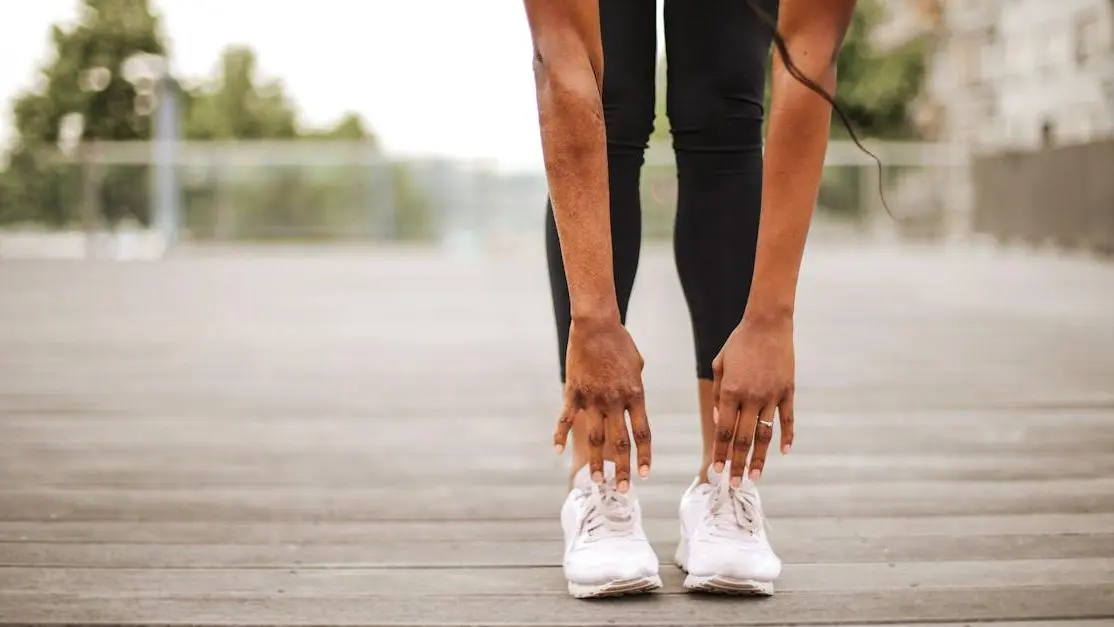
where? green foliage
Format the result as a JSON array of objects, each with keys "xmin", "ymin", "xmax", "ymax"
[
  {"xmin": 652, "ymin": 0, "xmax": 925, "ymax": 143},
  {"xmin": 0, "ymin": 1, "xmax": 435, "ymax": 240},
  {"xmin": 181, "ymin": 46, "xmax": 298, "ymax": 140},
  {"xmin": 0, "ymin": 0, "xmax": 165, "ymax": 227},
  {"xmin": 645, "ymin": 0, "xmax": 926, "ymax": 224},
  {"xmin": 833, "ymin": 1, "xmax": 926, "ymax": 140}
]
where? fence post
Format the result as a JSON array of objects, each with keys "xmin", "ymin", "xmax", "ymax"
[
  {"xmin": 78, "ymin": 142, "xmax": 104, "ymax": 258},
  {"xmin": 152, "ymin": 75, "xmax": 181, "ymax": 248}
]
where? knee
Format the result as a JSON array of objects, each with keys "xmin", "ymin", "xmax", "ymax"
[
  {"xmin": 667, "ymin": 81, "xmax": 765, "ymax": 153},
  {"xmin": 603, "ymin": 79, "xmax": 655, "ymax": 152}
]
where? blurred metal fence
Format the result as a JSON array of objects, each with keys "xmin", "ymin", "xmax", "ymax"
[
  {"xmin": 972, "ymin": 139, "xmax": 1114, "ymax": 255},
  {"xmin": 0, "ymin": 139, "xmax": 972, "ymax": 251}
]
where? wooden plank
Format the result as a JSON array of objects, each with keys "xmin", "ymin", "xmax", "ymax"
[
  {"xmin": 5, "ymin": 452, "xmax": 1113, "ymax": 488},
  {"xmin": 4, "ymin": 534, "xmax": 1111, "ymax": 568},
  {"xmin": 4, "ymin": 513, "xmax": 1110, "ymax": 544},
  {"xmin": 2, "ymin": 479, "xmax": 1111, "ymax": 522},
  {"xmin": 5, "ymin": 406, "xmax": 1113, "ymax": 432},
  {"xmin": 2, "ymin": 559, "xmax": 1112, "ymax": 595},
  {"xmin": 2, "ymin": 585, "xmax": 1111, "ymax": 625},
  {"xmin": 3, "ymin": 409, "xmax": 1112, "ymax": 446}
]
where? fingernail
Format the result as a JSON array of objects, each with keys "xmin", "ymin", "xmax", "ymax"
[
  {"xmin": 781, "ymin": 444, "xmax": 791, "ymax": 454},
  {"xmin": 591, "ymin": 471, "xmax": 603, "ymax": 484},
  {"xmin": 638, "ymin": 465, "xmax": 650, "ymax": 478},
  {"xmin": 749, "ymin": 469, "xmax": 761, "ymax": 481},
  {"xmin": 714, "ymin": 462, "xmax": 724, "ymax": 473},
  {"xmin": 554, "ymin": 445, "xmax": 564, "ymax": 455},
  {"xmin": 730, "ymin": 477, "xmax": 741, "ymax": 488},
  {"xmin": 617, "ymin": 480, "xmax": 629, "ymax": 493}
]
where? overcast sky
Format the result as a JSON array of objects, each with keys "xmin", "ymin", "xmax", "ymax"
[{"xmin": 1, "ymin": 1, "xmax": 668, "ymax": 170}]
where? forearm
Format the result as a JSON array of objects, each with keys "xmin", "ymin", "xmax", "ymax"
[
  {"xmin": 745, "ymin": 55, "xmax": 837, "ymax": 322},
  {"xmin": 535, "ymin": 66, "xmax": 618, "ymax": 322},
  {"xmin": 526, "ymin": 0, "xmax": 618, "ymax": 324}
]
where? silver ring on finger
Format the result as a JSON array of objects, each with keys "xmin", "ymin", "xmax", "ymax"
[{"xmin": 758, "ymin": 420, "xmax": 774, "ymax": 427}]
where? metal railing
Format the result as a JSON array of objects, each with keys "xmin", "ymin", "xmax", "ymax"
[{"xmin": 0, "ymin": 139, "xmax": 973, "ymax": 251}]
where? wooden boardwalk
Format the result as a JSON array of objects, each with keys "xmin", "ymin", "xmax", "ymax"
[{"xmin": 1, "ymin": 242, "xmax": 1113, "ymax": 626}]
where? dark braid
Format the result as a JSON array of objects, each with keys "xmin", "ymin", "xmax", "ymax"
[{"xmin": 745, "ymin": 0, "xmax": 894, "ymax": 219}]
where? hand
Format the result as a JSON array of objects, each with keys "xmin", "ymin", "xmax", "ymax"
[
  {"xmin": 711, "ymin": 315, "xmax": 796, "ymax": 486},
  {"xmin": 554, "ymin": 315, "xmax": 652, "ymax": 492}
]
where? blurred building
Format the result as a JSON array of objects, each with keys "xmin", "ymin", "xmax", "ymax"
[{"xmin": 890, "ymin": 0, "xmax": 1114, "ymax": 152}]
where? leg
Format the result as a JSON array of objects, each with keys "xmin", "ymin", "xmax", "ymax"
[
  {"xmin": 545, "ymin": 0, "xmax": 657, "ymax": 476},
  {"xmin": 666, "ymin": 0, "xmax": 784, "ymax": 596},
  {"xmin": 664, "ymin": 0, "xmax": 778, "ymax": 480}
]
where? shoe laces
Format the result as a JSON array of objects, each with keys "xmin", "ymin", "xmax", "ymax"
[
  {"xmin": 577, "ymin": 483, "xmax": 635, "ymax": 541},
  {"xmin": 705, "ymin": 477, "xmax": 765, "ymax": 538}
]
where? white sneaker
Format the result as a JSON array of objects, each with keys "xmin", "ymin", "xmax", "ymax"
[
  {"xmin": 675, "ymin": 463, "xmax": 781, "ymax": 595},
  {"xmin": 561, "ymin": 461, "xmax": 662, "ymax": 598}
]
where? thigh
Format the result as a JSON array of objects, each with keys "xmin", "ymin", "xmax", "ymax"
[
  {"xmin": 663, "ymin": 0, "xmax": 777, "ymax": 125},
  {"xmin": 599, "ymin": 0, "xmax": 658, "ymax": 138}
]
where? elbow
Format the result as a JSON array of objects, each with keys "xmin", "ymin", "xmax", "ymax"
[
  {"xmin": 775, "ymin": 42, "xmax": 840, "ymax": 92},
  {"xmin": 532, "ymin": 44, "xmax": 604, "ymax": 133}
]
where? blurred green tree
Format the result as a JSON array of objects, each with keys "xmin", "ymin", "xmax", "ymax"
[
  {"xmin": 0, "ymin": 0, "xmax": 166, "ymax": 227},
  {"xmin": 181, "ymin": 46, "xmax": 298, "ymax": 140},
  {"xmin": 643, "ymin": 0, "xmax": 926, "ymax": 224},
  {"xmin": 832, "ymin": 0, "xmax": 927, "ymax": 140},
  {"xmin": 651, "ymin": 0, "xmax": 926, "ymax": 143},
  {"xmin": 0, "ymin": 2, "xmax": 438, "ymax": 241}
]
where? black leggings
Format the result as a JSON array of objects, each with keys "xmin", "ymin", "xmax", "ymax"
[{"xmin": 546, "ymin": 0, "xmax": 778, "ymax": 381}]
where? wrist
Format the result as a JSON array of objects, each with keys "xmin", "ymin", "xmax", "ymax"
[
  {"xmin": 571, "ymin": 292, "xmax": 621, "ymax": 326},
  {"xmin": 742, "ymin": 303, "xmax": 794, "ymax": 328},
  {"xmin": 571, "ymin": 306, "xmax": 621, "ymax": 328}
]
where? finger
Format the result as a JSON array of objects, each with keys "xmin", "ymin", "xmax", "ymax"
[
  {"xmin": 712, "ymin": 397, "xmax": 738, "ymax": 474},
  {"xmin": 628, "ymin": 396, "xmax": 652, "ymax": 479},
  {"xmin": 585, "ymin": 406, "xmax": 606, "ymax": 484},
  {"xmin": 711, "ymin": 356, "xmax": 723, "ymax": 409},
  {"xmin": 729, "ymin": 401, "xmax": 759, "ymax": 488},
  {"xmin": 608, "ymin": 406, "xmax": 632, "ymax": 492},
  {"xmin": 779, "ymin": 394, "xmax": 795, "ymax": 454},
  {"xmin": 553, "ymin": 397, "xmax": 575, "ymax": 454},
  {"xmin": 749, "ymin": 404, "xmax": 776, "ymax": 481}
]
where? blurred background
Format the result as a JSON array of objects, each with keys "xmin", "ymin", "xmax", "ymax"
[
  {"xmin": 0, "ymin": 0, "xmax": 1110, "ymax": 259},
  {"xmin": 2, "ymin": 2, "xmax": 1113, "ymax": 623}
]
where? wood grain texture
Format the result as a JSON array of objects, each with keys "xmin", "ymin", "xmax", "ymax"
[
  {"xmin": 2, "ymin": 244, "xmax": 1113, "ymax": 625},
  {"xmin": 3, "ymin": 586, "xmax": 1113, "ymax": 625}
]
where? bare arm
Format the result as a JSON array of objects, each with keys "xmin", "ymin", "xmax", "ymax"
[
  {"xmin": 711, "ymin": 0, "xmax": 859, "ymax": 484},
  {"xmin": 523, "ymin": 0, "xmax": 617, "ymax": 325},
  {"xmin": 745, "ymin": 0, "xmax": 857, "ymax": 323},
  {"xmin": 524, "ymin": 0, "xmax": 651, "ymax": 488}
]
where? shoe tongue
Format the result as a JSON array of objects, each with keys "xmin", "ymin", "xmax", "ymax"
[{"xmin": 573, "ymin": 461, "xmax": 616, "ymax": 491}]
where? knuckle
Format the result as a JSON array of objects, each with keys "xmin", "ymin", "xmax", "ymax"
[
  {"xmin": 743, "ymin": 389, "xmax": 769, "ymax": 406},
  {"xmin": 756, "ymin": 427, "xmax": 773, "ymax": 443},
  {"xmin": 597, "ymin": 389, "xmax": 623, "ymax": 407},
  {"xmin": 571, "ymin": 387, "xmax": 589, "ymax": 408},
  {"xmin": 715, "ymin": 427, "xmax": 734, "ymax": 443},
  {"xmin": 626, "ymin": 385, "xmax": 645, "ymax": 401},
  {"xmin": 586, "ymin": 429, "xmax": 605, "ymax": 447},
  {"xmin": 613, "ymin": 437, "xmax": 631, "ymax": 453},
  {"xmin": 722, "ymin": 386, "xmax": 745, "ymax": 403},
  {"xmin": 732, "ymin": 434, "xmax": 752, "ymax": 451},
  {"xmin": 632, "ymin": 428, "xmax": 651, "ymax": 445}
]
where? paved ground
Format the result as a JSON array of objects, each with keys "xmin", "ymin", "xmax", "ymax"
[{"xmin": 1, "ymin": 241, "xmax": 1113, "ymax": 626}]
